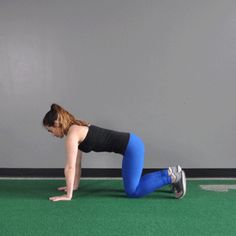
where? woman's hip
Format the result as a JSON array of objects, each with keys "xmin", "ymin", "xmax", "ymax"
[{"xmin": 124, "ymin": 133, "xmax": 145, "ymax": 157}]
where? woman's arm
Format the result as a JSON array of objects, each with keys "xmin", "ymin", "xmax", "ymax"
[
  {"xmin": 49, "ymin": 132, "xmax": 78, "ymax": 202},
  {"xmin": 73, "ymin": 150, "xmax": 82, "ymax": 190},
  {"xmin": 57, "ymin": 150, "xmax": 82, "ymax": 192}
]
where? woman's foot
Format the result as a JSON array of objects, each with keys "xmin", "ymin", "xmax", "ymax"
[
  {"xmin": 168, "ymin": 165, "xmax": 182, "ymax": 176},
  {"xmin": 168, "ymin": 165, "xmax": 182, "ymax": 193},
  {"xmin": 170, "ymin": 170, "xmax": 187, "ymax": 199},
  {"xmin": 168, "ymin": 165, "xmax": 186, "ymax": 199}
]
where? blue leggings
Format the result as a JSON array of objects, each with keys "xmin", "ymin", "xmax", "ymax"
[{"xmin": 122, "ymin": 133, "xmax": 172, "ymax": 198}]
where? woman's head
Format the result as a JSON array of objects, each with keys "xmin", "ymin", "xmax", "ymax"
[{"xmin": 43, "ymin": 103, "xmax": 89, "ymax": 138}]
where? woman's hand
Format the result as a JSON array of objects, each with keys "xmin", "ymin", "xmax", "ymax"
[
  {"xmin": 49, "ymin": 194, "xmax": 72, "ymax": 202},
  {"xmin": 57, "ymin": 186, "xmax": 78, "ymax": 192}
]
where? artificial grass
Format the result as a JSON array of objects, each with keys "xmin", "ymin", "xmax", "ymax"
[{"xmin": 0, "ymin": 179, "xmax": 236, "ymax": 236}]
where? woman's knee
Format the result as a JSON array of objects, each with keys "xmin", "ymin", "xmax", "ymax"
[{"xmin": 124, "ymin": 187, "xmax": 140, "ymax": 198}]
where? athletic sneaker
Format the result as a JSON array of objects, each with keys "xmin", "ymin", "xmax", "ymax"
[
  {"xmin": 168, "ymin": 165, "xmax": 182, "ymax": 193},
  {"xmin": 173, "ymin": 170, "xmax": 187, "ymax": 199},
  {"xmin": 168, "ymin": 165, "xmax": 182, "ymax": 176}
]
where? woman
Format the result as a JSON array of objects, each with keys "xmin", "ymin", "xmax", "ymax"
[{"xmin": 43, "ymin": 104, "xmax": 186, "ymax": 202}]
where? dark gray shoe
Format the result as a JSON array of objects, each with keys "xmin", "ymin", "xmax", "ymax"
[
  {"xmin": 168, "ymin": 165, "xmax": 182, "ymax": 176},
  {"xmin": 174, "ymin": 170, "xmax": 187, "ymax": 199},
  {"xmin": 168, "ymin": 165, "xmax": 182, "ymax": 193}
]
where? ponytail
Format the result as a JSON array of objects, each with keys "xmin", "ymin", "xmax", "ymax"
[{"xmin": 43, "ymin": 103, "xmax": 90, "ymax": 135}]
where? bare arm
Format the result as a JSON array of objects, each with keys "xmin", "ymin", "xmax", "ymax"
[
  {"xmin": 49, "ymin": 133, "xmax": 78, "ymax": 201},
  {"xmin": 57, "ymin": 150, "xmax": 82, "ymax": 192},
  {"xmin": 73, "ymin": 150, "xmax": 82, "ymax": 190}
]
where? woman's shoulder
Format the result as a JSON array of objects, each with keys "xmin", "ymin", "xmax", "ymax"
[{"xmin": 67, "ymin": 125, "xmax": 90, "ymax": 143}]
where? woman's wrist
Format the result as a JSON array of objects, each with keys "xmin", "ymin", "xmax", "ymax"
[
  {"xmin": 66, "ymin": 192, "xmax": 73, "ymax": 199},
  {"xmin": 73, "ymin": 186, "xmax": 79, "ymax": 190}
]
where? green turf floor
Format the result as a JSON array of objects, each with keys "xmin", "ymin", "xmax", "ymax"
[{"xmin": 0, "ymin": 179, "xmax": 236, "ymax": 236}]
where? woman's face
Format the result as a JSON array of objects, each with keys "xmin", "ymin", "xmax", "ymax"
[{"xmin": 46, "ymin": 126, "xmax": 64, "ymax": 138}]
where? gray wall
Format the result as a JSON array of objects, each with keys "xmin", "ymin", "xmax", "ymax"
[{"xmin": 0, "ymin": 0, "xmax": 236, "ymax": 168}]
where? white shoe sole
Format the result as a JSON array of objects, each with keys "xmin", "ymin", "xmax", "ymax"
[
  {"xmin": 170, "ymin": 165, "xmax": 182, "ymax": 193},
  {"xmin": 175, "ymin": 170, "xmax": 186, "ymax": 199},
  {"xmin": 177, "ymin": 165, "xmax": 182, "ymax": 173}
]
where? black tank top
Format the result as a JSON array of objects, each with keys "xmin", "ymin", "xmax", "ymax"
[{"xmin": 78, "ymin": 125, "xmax": 130, "ymax": 155}]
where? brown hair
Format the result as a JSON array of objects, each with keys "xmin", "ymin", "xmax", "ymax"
[{"xmin": 42, "ymin": 103, "xmax": 90, "ymax": 135}]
